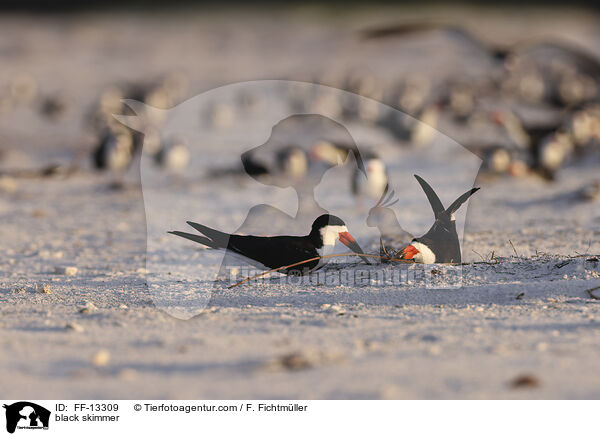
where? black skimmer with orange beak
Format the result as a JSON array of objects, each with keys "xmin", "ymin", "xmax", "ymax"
[
  {"xmin": 169, "ymin": 214, "xmax": 369, "ymax": 275},
  {"xmin": 400, "ymin": 175, "xmax": 479, "ymax": 264}
]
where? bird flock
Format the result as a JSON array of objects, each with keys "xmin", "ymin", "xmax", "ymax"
[{"xmin": 78, "ymin": 23, "xmax": 600, "ymax": 193}]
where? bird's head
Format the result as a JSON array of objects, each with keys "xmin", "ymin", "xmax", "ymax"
[
  {"xmin": 399, "ymin": 241, "xmax": 436, "ymax": 264},
  {"xmin": 310, "ymin": 214, "xmax": 369, "ymax": 263}
]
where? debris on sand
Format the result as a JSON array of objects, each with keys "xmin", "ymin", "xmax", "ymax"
[
  {"xmin": 321, "ymin": 303, "xmax": 345, "ymax": 315},
  {"xmin": 265, "ymin": 349, "xmax": 344, "ymax": 372},
  {"xmin": 92, "ymin": 350, "xmax": 111, "ymax": 367},
  {"xmin": 277, "ymin": 352, "xmax": 313, "ymax": 371},
  {"xmin": 579, "ymin": 180, "xmax": 600, "ymax": 202},
  {"xmin": 38, "ymin": 284, "xmax": 52, "ymax": 294},
  {"xmin": 54, "ymin": 266, "xmax": 78, "ymax": 276},
  {"xmin": 65, "ymin": 322, "xmax": 84, "ymax": 332},
  {"xmin": 509, "ymin": 374, "xmax": 540, "ymax": 389},
  {"xmin": 79, "ymin": 302, "xmax": 98, "ymax": 314},
  {"xmin": 31, "ymin": 209, "xmax": 48, "ymax": 218}
]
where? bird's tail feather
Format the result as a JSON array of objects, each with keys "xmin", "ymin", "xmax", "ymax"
[
  {"xmin": 446, "ymin": 187, "xmax": 480, "ymax": 217},
  {"xmin": 414, "ymin": 174, "xmax": 445, "ymax": 219},
  {"xmin": 168, "ymin": 231, "xmax": 221, "ymax": 249},
  {"xmin": 185, "ymin": 221, "xmax": 230, "ymax": 246},
  {"xmin": 414, "ymin": 174, "xmax": 479, "ymax": 219}
]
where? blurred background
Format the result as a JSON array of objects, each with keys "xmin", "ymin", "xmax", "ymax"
[{"xmin": 1, "ymin": 2, "xmax": 599, "ymax": 179}]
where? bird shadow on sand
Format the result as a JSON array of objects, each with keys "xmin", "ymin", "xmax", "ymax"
[{"xmin": 199, "ymin": 278, "xmax": 600, "ymax": 312}]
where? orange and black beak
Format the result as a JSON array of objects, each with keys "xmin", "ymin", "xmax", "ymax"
[
  {"xmin": 400, "ymin": 244, "xmax": 419, "ymax": 261},
  {"xmin": 339, "ymin": 231, "xmax": 371, "ymax": 265}
]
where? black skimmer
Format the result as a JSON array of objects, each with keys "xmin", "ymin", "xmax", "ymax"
[
  {"xmin": 352, "ymin": 151, "xmax": 389, "ymax": 202},
  {"xmin": 154, "ymin": 135, "xmax": 190, "ymax": 175},
  {"xmin": 400, "ymin": 175, "xmax": 479, "ymax": 264},
  {"xmin": 310, "ymin": 140, "xmax": 354, "ymax": 166},
  {"xmin": 39, "ymin": 93, "xmax": 70, "ymax": 121},
  {"xmin": 310, "ymin": 140, "xmax": 379, "ymax": 200},
  {"xmin": 492, "ymin": 107, "xmax": 577, "ymax": 180},
  {"xmin": 275, "ymin": 146, "xmax": 309, "ymax": 181},
  {"xmin": 89, "ymin": 84, "xmax": 154, "ymax": 174},
  {"xmin": 579, "ymin": 180, "xmax": 600, "ymax": 202},
  {"xmin": 377, "ymin": 101, "xmax": 441, "ymax": 146},
  {"xmin": 239, "ymin": 145, "xmax": 309, "ymax": 181},
  {"xmin": 169, "ymin": 214, "xmax": 369, "ymax": 274},
  {"xmin": 502, "ymin": 41, "xmax": 600, "ymax": 108},
  {"xmin": 310, "ymin": 140, "xmax": 366, "ymax": 173},
  {"xmin": 240, "ymin": 151, "xmax": 270, "ymax": 178},
  {"xmin": 92, "ymin": 126, "xmax": 136, "ymax": 172},
  {"xmin": 534, "ymin": 131, "xmax": 574, "ymax": 180},
  {"xmin": 567, "ymin": 104, "xmax": 600, "ymax": 149}
]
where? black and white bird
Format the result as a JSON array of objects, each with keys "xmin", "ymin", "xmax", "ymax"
[
  {"xmin": 400, "ymin": 175, "xmax": 479, "ymax": 264},
  {"xmin": 169, "ymin": 214, "xmax": 369, "ymax": 274},
  {"xmin": 310, "ymin": 140, "xmax": 383, "ymax": 200},
  {"xmin": 352, "ymin": 151, "xmax": 389, "ymax": 202},
  {"xmin": 154, "ymin": 135, "xmax": 190, "ymax": 175},
  {"xmin": 239, "ymin": 145, "xmax": 308, "ymax": 181},
  {"xmin": 92, "ymin": 126, "xmax": 136, "ymax": 172},
  {"xmin": 310, "ymin": 140, "xmax": 356, "ymax": 167},
  {"xmin": 275, "ymin": 146, "xmax": 309, "ymax": 181},
  {"xmin": 492, "ymin": 107, "xmax": 577, "ymax": 180}
]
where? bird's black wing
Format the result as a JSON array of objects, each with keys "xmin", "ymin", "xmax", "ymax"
[
  {"xmin": 170, "ymin": 222, "xmax": 321, "ymax": 272},
  {"xmin": 226, "ymin": 235, "xmax": 319, "ymax": 271},
  {"xmin": 414, "ymin": 174, "xmax": 445, "ymax": 220},
  {"xmin": 445, "ymin": 187, "xmax": 480, "ymax": 218}
]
